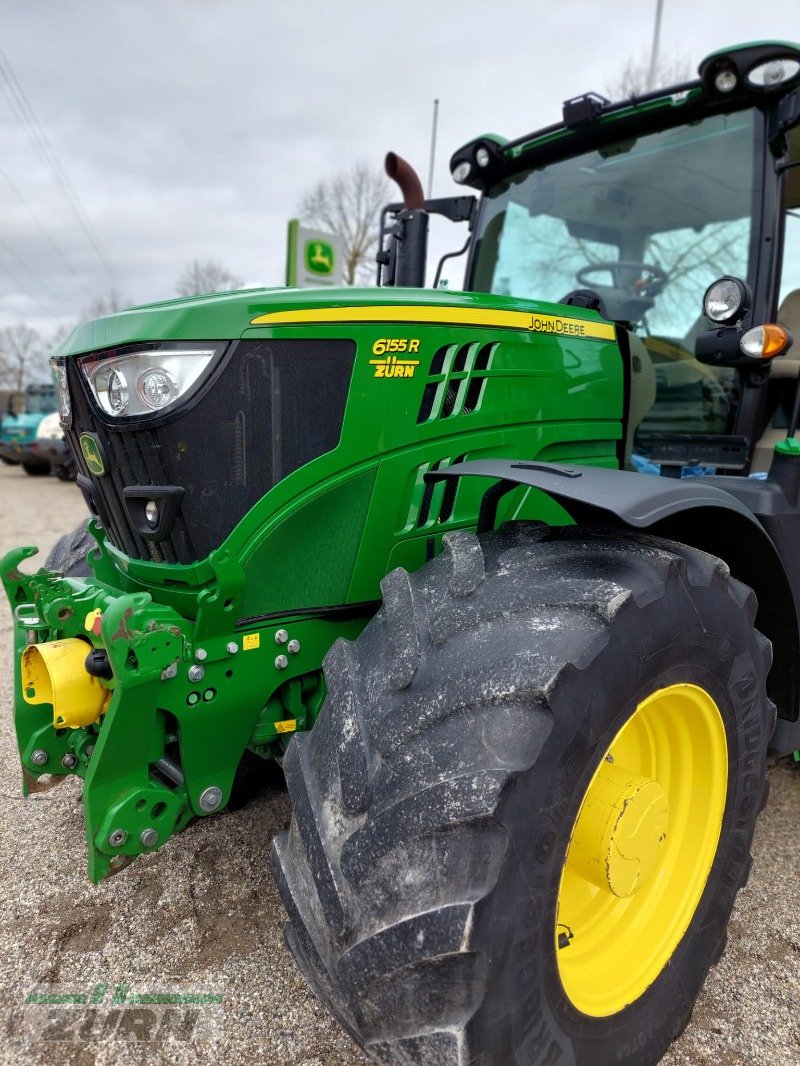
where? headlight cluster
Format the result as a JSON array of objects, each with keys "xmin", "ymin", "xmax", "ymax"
[
  {"xmin": 50, "ymin": 358, "xmax": 71, "ymax": 424},
  {"xmin": 78, "ymin": 342, "xmax": 225, "ymax": 418},
  {"xmin": 702, "ymin": 277, "xmax": 750, "ymax": 323}
]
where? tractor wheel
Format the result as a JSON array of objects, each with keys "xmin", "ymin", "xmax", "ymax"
[
  {"xmin": 55, "ymin": 460, "xmax": 76, "ymax": 482},
  {"xmin": 22, "ymin": 460, "xmax": 49, "ymax": 476},
  {"xmin": 272, "ymin": 525, "xmax": 774, "ymax": 1065},
  {"xmin": 45, "ymin": 518, "xmax": 94, "ymax": 577}
]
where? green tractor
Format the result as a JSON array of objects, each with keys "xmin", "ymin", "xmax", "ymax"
[{"xmin": 5, "ymin": 39, "xmax": 800, "ymax": 1064}]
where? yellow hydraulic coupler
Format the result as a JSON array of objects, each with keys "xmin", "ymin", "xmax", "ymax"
[{"xmin": 21, "ymin": 638, "xmax": 108, "ymax": 729}]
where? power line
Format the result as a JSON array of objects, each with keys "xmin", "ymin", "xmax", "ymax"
[
  {"xmin": 0, "ymin": 46, "xmax": 118, "ymax": 283},
  {"xmin": 0, "ymin": 235, "xmax": 59, "ymax": 302},
  {"xmin": 0, "ymin": 259, "xmax": 50, "ymax": 318},
  {"xmin": 0, "ymin": 163, "xmax": 94, "ymax": 300}
]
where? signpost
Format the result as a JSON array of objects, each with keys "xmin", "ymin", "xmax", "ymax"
[{"xmin": 286, "ymin": 220, "xmax": 344, "ymax": 287}]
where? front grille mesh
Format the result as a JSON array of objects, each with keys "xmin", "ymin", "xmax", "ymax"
[{"xmin": 66, "ymin": 339, "xmax": 355, "ymax": 564}]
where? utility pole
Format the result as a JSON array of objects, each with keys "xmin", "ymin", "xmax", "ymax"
[
  {"xmin": 427, "ymin": 98, "xmax": 439, "ymax": 199},
  {"xmin": 647, "ymin": 0, "xmax": 664, "ymax": 91}
]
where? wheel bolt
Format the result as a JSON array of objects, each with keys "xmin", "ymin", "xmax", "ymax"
[
  {"xmin": 31, "ymin": 749, "xmax": 48, "ymax": 766},
  {"xmin": 287, "ymin": 639, "xmax": 301, "ymax": 655},
  {"xmin": 140, "ymin": 828, "xmax": 158, "ymax": 848},
  {"xmin": 275, "ymin": 654, "xmax": 289, "ymax": 670},
  {"xmin": 275, "ymin": 629, "xmax": 289, "ymax": 645}
]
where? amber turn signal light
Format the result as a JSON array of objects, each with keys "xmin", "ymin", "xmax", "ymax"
[{"xmin": 739, "ymin": 324, "xmax": 792, "ymax": 359}]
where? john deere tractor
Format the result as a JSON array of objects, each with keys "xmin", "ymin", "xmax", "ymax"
[{"xmin": 6, "ymin": 40, "xmax": 800, "ymax": 1065}]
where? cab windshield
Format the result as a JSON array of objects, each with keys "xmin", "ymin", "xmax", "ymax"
[{"xmin": 470, "ymin": 109, "xmax": 761, "ymax": 454}]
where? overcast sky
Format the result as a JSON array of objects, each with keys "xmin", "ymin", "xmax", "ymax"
[{"xmin": 0, "ymin": 0, "xmax": 796, "ymax": 338}]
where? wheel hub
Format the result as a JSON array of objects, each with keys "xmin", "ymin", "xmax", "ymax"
[
  {"xmin": 566, "ymin": 761, "xmax": 669, "ymax": 898},
  {"xmin": 556, "ymin": 683, "xmax": 728, "ymax": 1017}
]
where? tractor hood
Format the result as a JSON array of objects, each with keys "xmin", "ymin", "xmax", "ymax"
[{"xmin": 55, "ymin": 286, "xmax": 614, "ymax": 358}]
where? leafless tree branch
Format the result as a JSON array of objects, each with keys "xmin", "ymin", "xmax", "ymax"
[{"xmin": 299, "ymin": 162, "xmax": 390, "ymax": 285}]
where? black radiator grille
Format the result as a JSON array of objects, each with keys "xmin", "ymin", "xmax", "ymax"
[{"xmin": 66, "ymin": 338, "xmax": 355, "ymax": 564}]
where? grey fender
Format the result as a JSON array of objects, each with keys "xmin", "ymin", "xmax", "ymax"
[{"xmin": 427, "ymin": 460, "xmax": 800, "ymax": 753}]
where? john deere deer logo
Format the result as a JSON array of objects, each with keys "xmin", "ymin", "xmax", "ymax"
[
  {"xmin": 79, "ymin": 433, "xmax": 106, "ymax": 477},
  {"xmin": 305, "ymin": 240, "xmax": 335, "ymax": 277}
]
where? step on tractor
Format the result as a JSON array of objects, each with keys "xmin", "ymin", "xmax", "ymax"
[{"xmin": 5, "ymin": 39, "xmax": 800, "ymax": 1065}]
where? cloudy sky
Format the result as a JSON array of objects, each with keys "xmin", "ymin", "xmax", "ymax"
[{"xmin": 0, "ymin": 0, "xmax": 796, "ymax": 338}]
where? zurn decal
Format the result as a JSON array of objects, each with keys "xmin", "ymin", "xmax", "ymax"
[{"xmin": 370, "ymin": 338, "xmax": 421, "ymax": 378}]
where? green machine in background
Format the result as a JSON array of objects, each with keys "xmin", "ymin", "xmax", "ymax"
[{"xmin": 5, "ymin": 40, "xmax": 800, "ymax": 1066}]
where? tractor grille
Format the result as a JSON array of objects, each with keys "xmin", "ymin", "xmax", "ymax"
[
  {"xmin": 66, "ymin": 339, "xmax": 355, "ymax": 564},
  {"xmin": 416, "ymin": 342, "xmax": 496, "ymax": 424}
]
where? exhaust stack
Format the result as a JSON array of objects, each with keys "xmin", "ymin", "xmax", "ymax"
[
  {"xmin": 385, "ymin": 152, "xmax": 425, "ymax": 209},
  {"xmin": 383, "ymin": 152, "xmax": 428, "ymax": 287}
]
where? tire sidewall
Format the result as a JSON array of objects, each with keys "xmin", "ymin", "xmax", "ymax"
[{"xmin": 468, "ymin": 566, "xmax": 770, "ymax": 1065}]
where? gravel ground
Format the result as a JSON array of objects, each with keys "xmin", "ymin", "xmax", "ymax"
[{"xmin": 0, "ymin": 463, "xmax": 798, "ymax": 1065}]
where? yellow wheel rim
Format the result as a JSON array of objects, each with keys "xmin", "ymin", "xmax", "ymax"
[{"xmin": 556, "ymin": 683, "xmax": 728, "ymax": 1017}]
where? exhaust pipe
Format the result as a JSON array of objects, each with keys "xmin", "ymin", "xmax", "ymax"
[
  {"xmin": 383, "ymin": 152, "xmax": 428, "ymax": 287},
  {"xmin": 385, "ymin": 152, "xmax": 425, "ymax": 209},
  {"xmin": 22, "ymin": 638, "xmax": 109, "ymax": 729}
]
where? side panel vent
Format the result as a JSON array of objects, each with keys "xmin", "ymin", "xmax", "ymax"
[
  {"xmin": 404, "ymin": 453, "xmax": 467, "ymax": 531},
  {"xmin": 416, "ymin": 342, "xmax": 497, "ymax": 424}
]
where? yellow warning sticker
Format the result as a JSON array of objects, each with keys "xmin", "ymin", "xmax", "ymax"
[
  {"xmin": 242, "ymin": 633, "xmax": 260, "ymax": 651},
  {"xmin": 274, "ymin": 719, "xmax": 297, "ymax": 734}
]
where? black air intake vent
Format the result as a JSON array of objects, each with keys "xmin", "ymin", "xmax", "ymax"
[
  {"xmin": 403, "ymin": 453, "xmax": 467, "ymax": 532},
  {"xmin": 416, "ymin": 342, "xmax": 497, "ymax": 424}
]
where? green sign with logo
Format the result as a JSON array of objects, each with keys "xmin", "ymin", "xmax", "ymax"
[
  {"xmin": 286, "ymin": 220, "xmax": 343, "ymax": 288},
  {"xmin": 304, "ymin": 239, "xmax": 335, "ymax": 277}
]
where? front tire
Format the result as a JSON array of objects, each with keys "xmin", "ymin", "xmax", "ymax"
[
  {"xmin": 45, "ymin": 518, "xmax": 94, "ymax": 577},
  {"xmin": 22, "ymin": 459, "xmax": 49, "ymax": 476},
  {"xmin": 272, "ymin": 525, "xmax": 774, "ymax": 1065}
]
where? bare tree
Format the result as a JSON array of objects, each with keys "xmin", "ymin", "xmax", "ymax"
[
  {"xmin": 606, "ymin": 54, "xmax": 692, "ymax": 100},
  {"xmin": 299, "ymin": 162, "xmax": 390, "ymax": 285},
  {"xmin": 176, "ymin": 259, "xmax": 244, "ymax": 297},
  {"xmin": 84, "ymin": 288, "xmax": 129, "ymax": 319},
  {"xmin": 0, "ymin": 323, "xmax": 47, "ymax": 391}
]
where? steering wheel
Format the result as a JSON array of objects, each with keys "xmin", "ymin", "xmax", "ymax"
[{"xmin": 576, "ymin": 261, "xmax": 668, "ymax": 299}]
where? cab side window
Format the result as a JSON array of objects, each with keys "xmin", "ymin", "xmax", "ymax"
[{"xmin": 778, "ymin": 125, "xmax": 800, "ymax": 313}]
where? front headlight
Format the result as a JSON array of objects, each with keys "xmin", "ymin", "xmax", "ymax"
[
  {"xmin": 51, "ymin": 357, "xmax": 71, "ymax": 426},
  {"xmin": 78, "ymin": 342, "xmax": 226, "ymax": 418}
]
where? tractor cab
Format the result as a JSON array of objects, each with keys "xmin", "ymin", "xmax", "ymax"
[{"xmin": 385, "ymin": 42, "xmax": 800, "ymax": 477}]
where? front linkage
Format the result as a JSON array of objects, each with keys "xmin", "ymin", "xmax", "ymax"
[{"xmin": 1, "ymin": 522, "xmax": 357, "ymax": 882}]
